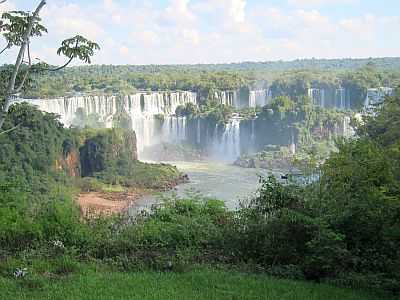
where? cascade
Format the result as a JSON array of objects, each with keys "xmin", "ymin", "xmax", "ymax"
[
  {"xmin": 250, "ymin": 118, "xmax": 256, "ymax": 149},
  {"xmin": 20, "ymin": 91, "xmax": 197, "ymax": 155},
  {"xmin": 321, "ymin": 89, "xmax": 326, "ymax": 108},
  {"xmin": 364, "ymin": 87, "xmax": 394, "ymax": 109},
  {"xmin": 211, "ymin": 118, "xmax": 241, "ymax": 161},
  {"xmin": 249, "ymin": 90, "xmax": 267, "ymax": 108},
  {"xmin": 196, "ymin": 118, "xmax": 201, "ymax": 144},
  {"xmin": 22, "ymin": 95, "xmax": 119, "ymax": 127},
  {"xmin": 162, "ymin": 117, "xmax": 186, "ymax": 142},
  {"xmin": 335, "ymin": 88, "xmax": 346, "ymax": 109},
  {"xmin": 308, "ymin": 88, "xmax": 326, "ymax": 108},
  {"xmin": 342, "ymin": 116, "xmax": 355, "ymax": 137},
  {"xmin": 125, "ymin": 91, "xmax": 197, "ymax": 152},
  {"xmin": 222, "ymin": 118, "xmax": 241, "ymax": 161},
  {"xmin": 214, "ymin": 91, "xmax": 238, "ymax": 107}
]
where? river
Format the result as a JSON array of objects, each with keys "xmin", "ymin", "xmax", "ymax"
[{"xmin": 129, "ymin": 161, "xmax": 280, "ymax": 215}]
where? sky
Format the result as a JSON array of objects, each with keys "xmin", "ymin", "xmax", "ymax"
[{"xmin": 0, "ymin": 0, "xmax": 399, "ymax": 65}]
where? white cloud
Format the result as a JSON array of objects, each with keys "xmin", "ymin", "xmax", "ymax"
[
  {"xmin": 131, "ymin": 30, "xmax": 159, "ymax": 46},
  {"xmin": 0, "ymin": 0, "xmax": 15, "ymax": 13},
  {"xmin": 182, "ymin": 28, "xmax": 200, "ymax": 45},
  {"xmin": 162, "ymin": 0, "xmax": 196, "ymax": 26},
  {"xmin": 288, "ymin": 0, "xmax": 358, "ymax": 7},
  {"xmin": 1, "ymin": 0, "xmax": 399, "ymax": 65},
  {"xmin": 119, "ymin": 46, "xmax": 129, "ymax": 56}
]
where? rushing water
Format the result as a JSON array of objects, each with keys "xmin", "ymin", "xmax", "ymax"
[{"xmin": 129, "ymin": 161, "xmax": 279, "ymax": 215}]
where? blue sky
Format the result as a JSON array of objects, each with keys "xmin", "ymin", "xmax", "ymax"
[{"xmin": 1, "ymin": 0, "xmax": 399, "ymax": 65}]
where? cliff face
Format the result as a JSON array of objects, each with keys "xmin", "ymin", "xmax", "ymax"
[
  {"xmin": 79, "ymin": 128, "xmax": 138, "ymax": 177},
  {"xmin": 123, "ymin": 129, "xmax": 138, "ymax": 161},
  {"xmin": 63, "ymin": 149, "xmax": 81, "ymax": 177},
  {"xmin": 56, "ymin": 144, "xmax": 81, "ymax": 177}
]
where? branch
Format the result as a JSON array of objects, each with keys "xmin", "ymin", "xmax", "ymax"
[
  {"xmin": 0, "ymin": 123, "xmax": 20, "ymax": 136},
  {"xmin": 46, "ymin": 39, "xmax": 78, "ymax": 71},
  {"xmin": 0, "ymin": 0, "xmax": 7, "ymax": 4},
  {"xmin": 0, "ymin": 44, "xmax": 10, "ymax": 55},
  {"xmin": 14, "ymin": 42, "xmax": 32, "ymax": 93},
  {"xmin": 47, "ymin": 56, "xmax": 74, "ymax": 71},
  {"xmin": 0, "ymin": 0, "xmax": 46, "ymax": 129}
]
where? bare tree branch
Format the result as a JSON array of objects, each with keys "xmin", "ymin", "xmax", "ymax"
[
  {"xmin": 0, "ymin": 0, "xmax": 8, "ymax": 4},
  {"xmin": 0, "ymin": 44, "xmax": 10, "ymax": 55},
  {"xmin": 47, "ymin": 56, "xmax": 74, "ymax": 72},
  {"xmin": 0, "ymin": 0, "xmax": 46, "ymax": 129},
  {"xmin": 14, "ymin": 42, "xmax": 32, "ymax": 93},
  {"xmin": 0, "ymin": 123, "xmax": 20, "ymax": 136}
]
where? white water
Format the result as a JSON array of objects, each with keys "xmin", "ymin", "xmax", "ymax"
[
  {"xmin": 308, "ymin": 88, "xmax": 326, "ymax": 108},
  {"xmin": 122, "ymin": 92, "xmax": 197, "ymax": 152},
  {"xmin": 211, "ymin": 118, "xmax": 241, "ymax": 161},
  {"xmin": 21, "ymin": 91, "xmax": 197, "ymax": 154},
  {"xmin": 249, "ymin": 90, "xmax": 268, "ymax": 108},
  {"xmin": 18, "ymin": 91, "xmax": 247, "ymax": 161},
  {"xmin": 335, "ymin": 88, "xmax": 346, "ymax": 109},
  {"xmin": 364, "ymin": 87, "xmax": 394, "ymax": 109},
  {"xmin": 214, "ymin": 91, "xmax": 238, "ymax": 107}
]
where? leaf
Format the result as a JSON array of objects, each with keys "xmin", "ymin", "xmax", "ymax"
[
  {"xmin": 1, "ymin": 11, "xmax": 47, "ymax": 47},
  {"xmin": 57, "ymin": 35, "xmax": 100, "ymax": 64}
]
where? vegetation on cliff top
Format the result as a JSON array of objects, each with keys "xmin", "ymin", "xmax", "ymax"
[{"xmin": 0, "ymin": 103, "xmax": 184, "ymax": 193}]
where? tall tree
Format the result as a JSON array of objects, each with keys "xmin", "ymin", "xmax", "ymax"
[{"xmin": 0, "ymin": 0, "xmax": 100, "ymax": 131}]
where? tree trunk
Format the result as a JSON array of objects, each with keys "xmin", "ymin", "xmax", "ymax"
[{"xmin": 0, "ymin": 0, "xmax": 46, "ymax": 130}]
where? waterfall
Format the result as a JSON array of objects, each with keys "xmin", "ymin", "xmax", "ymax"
[
  {"xmin": 335, "ymin": 88, "xmax": 346, "ymax": 110},
  {"xmin": 250, "ymin": 118, "xmax": 256, "ymax": 150},
  {"xmin": 214, "ymin": 91, "xmax": 238, "ymax": 107},
  {"xmin": 308, "ymin": 88, "xmax": 326, "ymax": 108},
  {"xmin": 125, "ymin": 91, "xmax": 197, "ymax": 152},
  {"xmin": 249, "ymin": 90, "xmax": 267, "ymax": 108},
  {"xmin": 364, "ymin": 87, "xmax": 394, "ymax": 110},
  {"xmin": 19, "ymin": 91, "xmax": 197, "ymax": 155},
  {"xmin": 222, "ymin": 118, "xmax": 241, "ymax": 161},
  {"xmin": 162, "ymin": 116, "xmax": 186, "ymax": 143},
  {"xmin": 196, "ymin": 118, "xmax": 201, "ymax": 144},
  {"xmin": 211, "ymin": 118, "xmax": 241, "ymax": 162},
  {"xmin": 20, "ymin": 95, "xmax": 119, "ymax": 127},
  {"xmin": 321, "ymin": 89, "xmax": 326, "ymax": 108}
]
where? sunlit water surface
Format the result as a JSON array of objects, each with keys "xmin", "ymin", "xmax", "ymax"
[{"xmin": 130, "ymin": 161, "xmax": 280, "ymax": 215}]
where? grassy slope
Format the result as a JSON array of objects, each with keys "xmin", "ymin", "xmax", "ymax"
[{"xmin": 0, "ymin": 266, "xmax": 390, "ymax": 300}]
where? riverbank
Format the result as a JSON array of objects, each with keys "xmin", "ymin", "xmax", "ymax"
[
  {"xmin": 77, "ymin": 191, "xmax": 142, "ymax": 216},
  {"xmin": 75, "ymin": 160, "xmax": 189, "ymax": 216}
]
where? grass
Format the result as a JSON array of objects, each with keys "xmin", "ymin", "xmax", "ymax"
[
  {"xmin": 0, "ymin": 265, "xmax": 391, "ymax": 300},
  {"xmin": 101, "ymin": 184, "xmax": 126, "ymax": 193}
]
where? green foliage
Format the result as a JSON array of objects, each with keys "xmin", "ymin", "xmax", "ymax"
[
  {"xmin": 0, "ymin": 103, "xmax": 75, "ymax": 186},
  {"xmin": 270, "ymin": 96, "xmax": 295, "ymax": 112},
  {"xmin": 1, "ymin": 10, "xmax": 47, "ymax": 48},
  {"xmin": 24, "ymin": 59, "xmax": 400, "ymax": 101},
  {"xmin": 56, "ymin": 35, "xmax": 100, "ymax": 64},
  {"xmin": 358, "ymin": 88, "xmax": 400, "ymax": 148},
  {"xmin": 199, "ymin": 101, "xmax": 234, "ymax": 124},
  {"xmin": 79, "ymin": 128, "xmax": 137, "ymax": 178},
  {"xmin": 175, "ymin": 102, "xmax": 198, "ymax": 117},
  {"xmin": 0, "ymin": 177, "xmax": 90, "ymax": 251}
]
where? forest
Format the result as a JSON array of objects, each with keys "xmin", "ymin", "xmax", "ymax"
[{"xmin": 18, "ymin": 60, "xmax": 400, "ymax": 110}]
